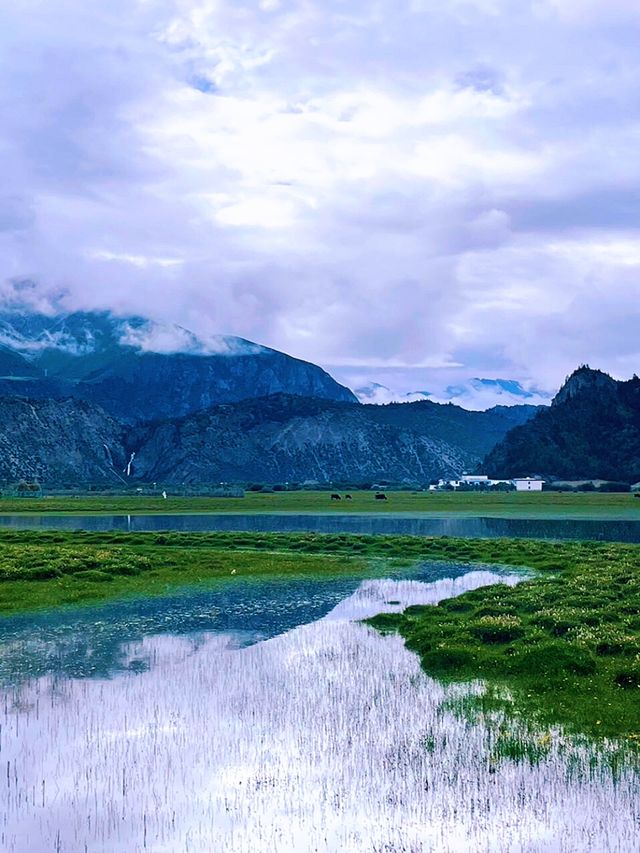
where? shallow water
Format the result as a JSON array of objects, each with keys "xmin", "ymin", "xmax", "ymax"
[
  {"xmin": 1, "ymin": 563, "xmax": 637, "ymax": 852},
  {"xmin": 2, "ymin": 511, "xmax": 640, "ymax": 541}
]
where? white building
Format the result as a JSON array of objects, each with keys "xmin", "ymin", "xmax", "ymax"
[
  {"xmin": 434, "ymin": 474, "xmax": 518, "ymax": 490},
  {"xmin": 460, "ymin": 474, "xmax": 489, "ymax": 485},
  {"xmin": 513, "ymin": 477, "xmax": 544, "ymax": 492}
]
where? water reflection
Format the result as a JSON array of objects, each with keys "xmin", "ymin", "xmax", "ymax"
[
  {"xmin": 0, "ymin": 561, "xmax": 503, "ymax": 686},
  {"xmin": 1, "ymin": 511, "xmax": 640, "ymax": 541},
  {"xmin": 1, "ymin": 570, "xmax": 636, "ymax": 853}
]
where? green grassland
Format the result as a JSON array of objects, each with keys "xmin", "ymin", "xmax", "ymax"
[
  {"xmin": 368, "ymin": 542, "xmax": 640, "ymax": 741},
  {"xmin": 0, "ymin": 529, "xmax": 638, "ymax": 742},
  {"xmin": 0, "ymin": 529, "xmax": 527, "ymax": 614},
  {"xmin": 1, "ymin": 489, "xmax": 640, "ymax": 517}
]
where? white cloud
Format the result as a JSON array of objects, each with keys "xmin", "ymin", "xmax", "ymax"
[
  {"xmin": 540, "ymin": 0, "xmax": 640, "ymax": 24},
  {"xmin": 119, "ymin": 319, "xmax": 265, "ymax": 355},
  {"xmin": 1, "ymin": 0, "xmax": 639, "ymax": 399}
]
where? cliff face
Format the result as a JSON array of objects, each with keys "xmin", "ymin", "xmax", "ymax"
[
  {"xmin": 0, "ymin": 311, "xmax": 357, "ymax": 422},
  {"xmin": 0, "ymin": 397, "xmax": 127, "ymax": 485},
  {"xmin": 129, "ymin": 395, "xmax": 539, "ymax": 484},
  {"xmin": 484, "ymin": 368, "xmax": 640, "ymax": 482}
]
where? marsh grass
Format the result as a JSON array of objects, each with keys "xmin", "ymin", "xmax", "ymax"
[
  {"xmin": 369, "ymin": 542, "xmax": 640, "ymax": 740},
  {"xmin": 0, "ymin": 539, "xmax": 372, "ymax": 615},
  {"xmin": 1, "ymin": 529, "xmax": 640, "ymax": 740}
]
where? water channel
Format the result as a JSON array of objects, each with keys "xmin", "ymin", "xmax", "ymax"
[{"xmin": 2, "ymin": 511, "xmax": 640, "ymax": 541}]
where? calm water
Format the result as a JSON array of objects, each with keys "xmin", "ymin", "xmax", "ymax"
[
  {"xmin": 2, "ymin": 511, "xmax": 640, "ymax": 541},
  {"xmin": 0, "ymin": 561, "xmax": 488, "ymax": 687},
  {"xmin": 1, "ymin": 564, "xmax": 637, "ymax": 852}
]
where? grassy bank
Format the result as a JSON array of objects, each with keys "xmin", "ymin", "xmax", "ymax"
[
  {"xmin": 1, "ymin": 529, "xmax": 639, "ymax": 741},
  {"xmin": 370, "ymin": 543, "xmax": 640, "ymax": 741},
  {"xmin": 0, "ymin": 544, "xmax": 365, "ymax": 616},
  {"xmin": 0, "ymin": 490, "xmax": 639, "ymax": 517},
  {"xmin": 0, "ymin": 529, "xmax": 534, "ymax": 614}
]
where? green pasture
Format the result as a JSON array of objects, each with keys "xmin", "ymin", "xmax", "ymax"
[{"xmin": 0, "ymin": 489, "xmax": 639, "ymax": 518}]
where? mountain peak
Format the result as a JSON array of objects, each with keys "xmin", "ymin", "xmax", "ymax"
[
  {"xmin": 0, "ymin": 309, "xmax": 268, "ymax": 359},
  {"xmin": 0, "ymin": 309, "xmax": 357, "ymax": 421},
  {"xmin": 552, "ymin": 365, "xmax": 617, "ymax": 406}
]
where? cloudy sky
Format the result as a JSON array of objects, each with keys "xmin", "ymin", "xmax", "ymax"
[{"xmin": 2, "ymin": 0, "xmax": 640, "ymax": 406}]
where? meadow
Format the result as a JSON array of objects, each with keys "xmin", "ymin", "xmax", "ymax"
[
  {"xmin": 0, "ymin": 489, "xmax": 639, "ymax": 517},
  {"xmin": 0, "ymin": 529, "xmax": 638, "ymax": 742}
]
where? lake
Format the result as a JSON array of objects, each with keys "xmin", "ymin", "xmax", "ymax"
[
  {"xmin": 2, "ymin": 511, "xmax": 640, "ymax": 541},
  {"xmin": 1, "ymin": 562, "xmax": 637, "ymax": 852}
]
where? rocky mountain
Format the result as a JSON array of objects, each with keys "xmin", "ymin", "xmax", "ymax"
[
  {"xmin": 0, "ymin": 389, "xmax": 538, "ymax": 487},
  {"xmin": 483, "ymin": 366, "xmax": 640, "ymax": 482},
  {"xmin": 0, "ymin": 309, "xmax": 544, "ymax": 486},
  {"xmin": 0, "ymin": 310, "xmax": 357, "ymax": 422},
  {"xmin": 0, "ymin": 397, "xmax": 126, "ymax": 486},
  {"xmin": 128, "ymin": 394, "xmax": 538, "ymax": 484}
]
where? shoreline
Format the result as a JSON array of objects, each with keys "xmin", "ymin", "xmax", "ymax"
[{"xmin": 1, "ymin": 509, "xmax": 640, "ymax": 522}]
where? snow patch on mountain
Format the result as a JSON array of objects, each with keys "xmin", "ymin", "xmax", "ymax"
[
  {"xmin": 354, "ymin": 377, "xmax": 552, "ymax": 410},
  {"xmin": 354, "ymin": 383, "xmax": 430, "ymax": 405},
  {"xmin": 431, "ymin": 378, "xmax": 552, "ymax": 410},
  {"xmin": 0, "ymin": 310, "xmax": 266, "ymax": 359}
]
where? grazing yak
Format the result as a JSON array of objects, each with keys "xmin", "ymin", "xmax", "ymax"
[
  {"xmin": 375, "ymin": 493, "xmax": 388, "ymax": 500},
  {"xmin": 331, "ymin": 493, "xmax": 342, "ymax": 500}
]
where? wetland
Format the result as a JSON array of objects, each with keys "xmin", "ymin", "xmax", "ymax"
[{"xmin": 0, "ymin": 526, "xmax": 638, "ymax": 851}]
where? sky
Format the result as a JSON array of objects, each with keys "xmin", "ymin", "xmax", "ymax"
[{"xmin": 1, "ymin": 0, "xmax": 640, "ymax": 407}]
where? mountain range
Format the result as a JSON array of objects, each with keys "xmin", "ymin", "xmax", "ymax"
[
  {"xmin": 0, "ymin": 391, "xmax": 537, "ymax": 487},
  {"xmin": 353, "ymin": 377, "xmax": 552, "ymax": 409},
  {"xmin": 0, "ymin": 310, "xmax": 541, "ymax": 486},
  {"xmin": 0, "ymin": 311, "xmax": 356, "ymax": 422},
  {"xmin": 129, "ymin": 394, "xmax": 537, "ymax": 485}
]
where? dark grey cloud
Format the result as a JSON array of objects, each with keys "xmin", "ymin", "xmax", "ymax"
[{"xmin": 1, "ymin": 0, "xmax": 640, "ymax": 404}]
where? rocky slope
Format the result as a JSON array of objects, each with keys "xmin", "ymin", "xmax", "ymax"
[
  {"xmin": 129, "ymin": 394, "xmax": 538, "ymax": 484},
  {"xmin": 0, "ymin": 397, "xmax": 126, "ymax": 486},
  {"xmin": 483, "ymin": 366, "xmax": 640, "ymax": 482},
  {"xmin": 0, "ymin": 311, "xmax": 357, "ymax": 422}
]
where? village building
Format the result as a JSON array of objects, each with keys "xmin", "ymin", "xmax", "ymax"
[
  {"xmin": 432, "ymin": 474, "xmax": 519, "ymax": 491},
  {"xmin": 513, "ymin": 477, "xmax": 545, "ymax": 492}
]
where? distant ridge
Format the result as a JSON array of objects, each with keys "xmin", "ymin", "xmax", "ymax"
[
  {"xmin": 0, "ymin": 308, "xmax": 550, "ymax": 485},
  {"xmin": 128, "ymin": 393, "xmax": 538, "ymax": 484},
  {"xmin": 353, "ymin": 376, "xmax": 552, "ymax": 409}
]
